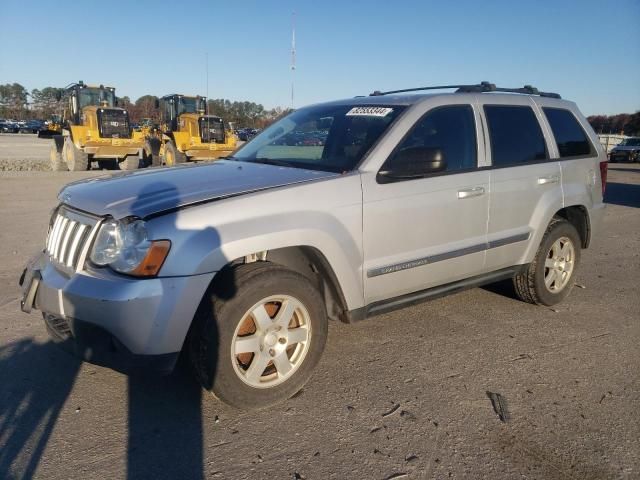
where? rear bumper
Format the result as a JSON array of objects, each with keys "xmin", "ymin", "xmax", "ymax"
[{"xmin": 21, "ymin": 252, "xmax": 215, "ymax": 374}]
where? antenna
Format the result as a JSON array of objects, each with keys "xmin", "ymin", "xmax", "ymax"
[{"xmin": 290, "ymin": 11, "xmax": 296, "ymax": 108}]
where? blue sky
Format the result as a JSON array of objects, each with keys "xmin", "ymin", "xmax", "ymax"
[{"xmin": 0, "ymin": 0, "xmax": 638, "ymax": 115}]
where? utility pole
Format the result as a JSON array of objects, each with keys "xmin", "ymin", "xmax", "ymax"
[
  {"xmin": 205, "ymin": 51, "xmax": 209, "ymax": 114},
  {"xmin": 291, "ymin": 11, "xmax": 296, "ymax": 109}
]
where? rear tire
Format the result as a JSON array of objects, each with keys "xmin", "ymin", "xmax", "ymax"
[
  {"xmin": 189, "ymin": 262, "xmax": 328, "ymax": 410},
  {"xmin": 164, "ymin": 141, "xmax": 187, "ymax": 166},
  {"xmin": 513, "ymin": 218, "xmax": 581, "ymax": 306},
  {"xmin": 118, "ymin": 155, "xmax": 140, "ymax": 170},
  {"xmin": 49, "ymin": 144, "xmax": 67, "ymax": 171}
]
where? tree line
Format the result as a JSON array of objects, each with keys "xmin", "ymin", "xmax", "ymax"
[
  {"xmin": 3, "ymin": 82, "xmax": 639, "ymax": 134},
  {"xmin": 586, "ymin": 112, "xmax": 640, "ymax": 136},
  {"xmin": 0, "ymin": 83, "xmax": 292, "ymax": 128}
]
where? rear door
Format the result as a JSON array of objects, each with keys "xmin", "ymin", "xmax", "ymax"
[
  {"xmin": 536, "ymin": 102, "xmax": 605, "ymax": 217},
  {"xmin": 480, "ymin": 97, "xmax": 563, "ymax": 271}
]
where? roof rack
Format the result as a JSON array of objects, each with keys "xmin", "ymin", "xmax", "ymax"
[{"xmin": 369, "ymin": 81, "xmax": 561, "ymax": 99}]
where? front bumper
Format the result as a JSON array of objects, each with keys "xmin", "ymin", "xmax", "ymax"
[
  {"xmin": 185, "ymin": 146, "xmax": 234, "ymax": 161},
  {"xmin": 20, "ymin": 252, "xmax": 215, "ymax": 374},
  {"xmin": 82, "ymin": 145, "xmax": 143, "ymax": 159}
]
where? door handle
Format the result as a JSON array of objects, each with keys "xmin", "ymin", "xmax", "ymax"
[
  {"xmin": 457, "ymin": 186, "xmax": 485, "ymax": 199},
  {"xmin": 537, "ymin": 175, "xmax": 559, "ymax": 185}
]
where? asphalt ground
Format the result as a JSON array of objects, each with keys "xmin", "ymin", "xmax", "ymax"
[{"xmin": 0, "ymin": 133, "xmax": 639, "ymax": 479}]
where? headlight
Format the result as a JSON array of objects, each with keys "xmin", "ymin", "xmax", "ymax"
[{"xmin": 90, "ymin": 218, "xmax": 170, "ymax": 276}]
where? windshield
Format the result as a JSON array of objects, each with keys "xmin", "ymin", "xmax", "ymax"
[
  {"xmin": 178, "ymin": 97, "xmax": 206, "ymax": 115},
  {"xmin": 233, "ymin": 104, "xmax": 405, "ymax": 172},
  {"xmin": 619, "ymin": 138, "xmax": 640, "ymax": 146},
  {"xmin": 78, "ymin": 88, "xmax": 115, "ymax": 108}
]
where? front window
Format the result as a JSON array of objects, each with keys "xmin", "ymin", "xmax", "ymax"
[
  {"xmin": 233, "ymin": 104, "xmax": 405, "ymax": 172},
  {"xmin": 177, "ymin": 97, "xmax": 206, "ymax": 115},
  {"xmin": 78, "ymin": 88, "xmax": 115, "ymax": 109},
  {"xmin": 619, "ymin": 138, "xmax": 640, "ymax": 147},
  {"xmin": 383, "ymin": 105, "xmax": 477, "ymax": 175}
]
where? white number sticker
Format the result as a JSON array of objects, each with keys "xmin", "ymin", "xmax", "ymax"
[{"xmin": 346, "ymin": 107, "xmax": 393, "ymax": 117}]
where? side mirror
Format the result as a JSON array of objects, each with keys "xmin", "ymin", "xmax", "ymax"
[
  {"xmin": 114, "ymin": 97, "xmax": 119, "ymax": 107},
  {"xmin": 378, "ymin": 147, "xmax": 446, "ymax": 182},
  {"xmin": 154, "ymin": 98, "xmax": 160, "ymax": 109},
  {"xmin": 55, "ymin": 91, "xmax": 62, "ymax": 101}
]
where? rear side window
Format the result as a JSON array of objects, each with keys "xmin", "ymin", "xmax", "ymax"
[
  {"xmin": 484, "ymin": 105, "xmax": 547, "ymax": 166},
  {"xmin": 542, "ymin": 108, "xmax": 593, "ymax": 158}
]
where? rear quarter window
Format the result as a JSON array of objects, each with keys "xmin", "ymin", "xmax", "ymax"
[
  {"xmin": 542, "ymin": 107, "xmax": 594, "ymax": 158},
  {"xmin": 484, "ymin": 105, "xmax": 547, "ymax": 167}
]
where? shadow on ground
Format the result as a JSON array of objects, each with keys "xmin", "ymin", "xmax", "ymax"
[
  {"xmin": 604, "ymin": 182, "xmax": 640, "ymax": 208},
  {"xmin": 0, "ymin": 179, "xmax": 230, "ymax": 479},
  {"xmin": 0, "ymin": 339, "xmax": 206, "ymax": 479},
  {"xmin": 126, "ymin": 357, "xmax": 204, "ymax": 480},
  {"xmin": 481, "ymin": 278, "xmax": 518, "ymax": 300},
  {"xmin": 0, "ymin": 339, "xmax": 81, "ymax": 479},
  {"xmin": 607, "ymin": 167, "xmax": 640, "ymax": 174}
]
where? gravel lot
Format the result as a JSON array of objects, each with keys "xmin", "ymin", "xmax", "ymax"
[
  {"xmin": 0, "ymin": 133, "xmax": 639, "ymax": 479},
  {"xmin": 0, "ymin": 133, "xmax": 245, "ymax": 171},
  {"xmin": 0, "ymin": 133, "xmax": 52, "ymax": 171}
]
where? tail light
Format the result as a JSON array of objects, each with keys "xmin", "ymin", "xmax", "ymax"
[{"xmin": 599, "ymin": 160, "xmax": 608, "ymax": 196}]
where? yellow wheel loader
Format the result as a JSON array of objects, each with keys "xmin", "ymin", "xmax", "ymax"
[
  {"xmin": 37, "ymin": 114, "xmax": 62, "ymax": 138},
  {"xmin": 147, "ymin": 94, "xmax": 237, "ymax": 167},
  {"xmin": 50, "ymin": 81, "xmax": 146, "ymax": 171}
]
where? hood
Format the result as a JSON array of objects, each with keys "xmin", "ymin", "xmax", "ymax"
[
  {"xmin": 59, "ymin": 160, "xmax": 337, "ymax": 219},
  {"xmin": 612, "ymin": 145, "xmax": 639, "ymax": 152}
]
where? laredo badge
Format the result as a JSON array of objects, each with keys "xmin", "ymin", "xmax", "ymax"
[{"xmin": 346, "ymin": 107, "xmax": 394, "ymax": 117}]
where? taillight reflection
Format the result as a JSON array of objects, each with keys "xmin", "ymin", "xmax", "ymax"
[{"xmin": 599, "ymin": 161, "xmax": 608, "ymax": 196}]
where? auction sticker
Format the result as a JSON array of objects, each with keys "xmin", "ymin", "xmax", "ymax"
[{"xmin": 346, "ymin": 107, "xmax": 394, "ymax": 117}]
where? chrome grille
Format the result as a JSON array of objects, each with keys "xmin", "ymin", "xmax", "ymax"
[{"xmin": 46, "ymin": 207, "xmax": 99, "ymax": 271}]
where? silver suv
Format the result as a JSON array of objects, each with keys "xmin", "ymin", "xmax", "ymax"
[{"xmin": 20, "ymin": 82, "xmax": 607, "ymax": 409}]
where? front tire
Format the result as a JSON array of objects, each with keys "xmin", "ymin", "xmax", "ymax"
[
  {"xmin": 513, "ymin": 218, "xmax": 581, "ymax": 306},
  {"xmin": 62, "ymin": 138, "xmax": 89, "ymax": 171},
  {"xmin": 189, "ymin": 263, "xmax": 328, "ymax": 410},
  {"xmin": 164, "ymin": 141, "xmax": 187, "ymax": 166}
]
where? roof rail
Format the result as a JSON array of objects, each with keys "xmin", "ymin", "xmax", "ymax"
[{"xmin": 369, "ymin": 82, "xmax": 561, "ymax": 99}]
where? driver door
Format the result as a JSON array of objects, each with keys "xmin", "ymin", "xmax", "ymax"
[{"xmin": 362, "ymin": 102, "xmax": 490, "ymax": 305}]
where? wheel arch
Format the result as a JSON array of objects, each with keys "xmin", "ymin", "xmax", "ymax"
[
  {"xmin": 266, "ymin": 246, "xmax": 351, "ymax": 323},
  {"xmin": 205, "ymin": 246, "xmax": 351, "ymax": 324},
  {"xmin": 555, "ymin": 205, "xmax": 591, "ymax": 249}
]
